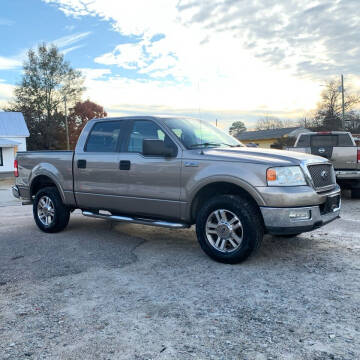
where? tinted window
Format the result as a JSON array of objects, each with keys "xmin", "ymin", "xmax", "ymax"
[
  {"xmin": 127, "ymin": 120, "xmax": 166, "ymax": 153},
  {"xmin": 311, "ymin": 135, "xmax": 338, "ymax": 147},
  {"xmin": 86, "ymin": 122, "xmax": 122, "ymax": 152},
  {"xmin": 296, "ymin": 134, "xmax": 310, "ymax": 147},
  {"xmin": 338, "ymin": 134, "xmax": 354, "ymax": 146},
  {"xmin": 164, "ymin": 118, "xmax": 242, "ymax": 149}
]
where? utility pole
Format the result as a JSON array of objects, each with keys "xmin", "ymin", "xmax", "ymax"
[
  {"xmin": 341, "ymin": 74, "xmax": 345, "ymax": 129},
  {"xmin": 64, "ymin": 95, "xmax": 70, "ymax": 150},
  {"xmin": 215, "ymin": 118, "xmax": 218, "ymax": 127}
]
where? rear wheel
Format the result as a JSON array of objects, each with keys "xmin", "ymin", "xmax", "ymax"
[
  {"xmin": 196, "ymin": 195, "xmax": 263, "ymax": 264},
  {"xmin": 33, "ymin": 187, "xmax": 70, "ymax": 233}
]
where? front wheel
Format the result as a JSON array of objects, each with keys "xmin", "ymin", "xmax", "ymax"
[
  {"xmin": 33, "ymin": 187, "xmax": 70, "ymax": 233},
  {"xmin": 196, "ymin": 195, "xmax": 264, "ymax": 264}
]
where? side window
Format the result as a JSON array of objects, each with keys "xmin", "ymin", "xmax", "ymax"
[
  {"xmin": 338, "ymin": 134, "xmax": 354, "ymax": 146},
  {"xmin": 86, "ymin": 122, "xmax": 123, "ymax": 152},
  {"xmin": 127, "ymin": 120, "xmax": 166, "ymax": 153}
]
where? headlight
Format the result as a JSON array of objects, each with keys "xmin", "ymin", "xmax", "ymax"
[{"xmin": 267, "ymin": 166, "xmax": 307, "ymax": 186}]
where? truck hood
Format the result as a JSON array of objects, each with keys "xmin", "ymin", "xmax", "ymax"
[{"xmin": 195, "ymin": 147, "xmax": 327, "ymax": 166}]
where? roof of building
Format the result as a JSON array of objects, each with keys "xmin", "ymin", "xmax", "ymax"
[
  {"xmin": 237, "ymin": 127, "xmax": 309, "ymax": 141},
  {"xmin": 0, "ymin": 112, "xmax": 30, "ymax": 137}
]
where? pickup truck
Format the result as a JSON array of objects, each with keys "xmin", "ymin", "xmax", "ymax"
[
  {"xmin": 289, "ymin": 131, "xmax": 360, "ymax": 198},
  {"xmin": 12, "ymin": 116, "xmax": 341, "ymax": 264}
]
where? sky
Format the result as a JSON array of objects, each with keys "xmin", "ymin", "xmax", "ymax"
[{"xmin": 1, "ymin": 0, "xmax": 360, "ymax": 130}]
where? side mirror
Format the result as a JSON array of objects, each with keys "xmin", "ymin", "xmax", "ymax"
[{"xmin": 143, "ymin": 139, "xmax": 176, "ymax": 157}]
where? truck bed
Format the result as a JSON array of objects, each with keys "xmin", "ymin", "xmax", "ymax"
[{"xmin": 16, "ymin": 151, "xmax": 74, "ymax": 195}]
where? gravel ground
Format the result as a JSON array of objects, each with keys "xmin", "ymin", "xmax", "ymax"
[{"xmin": 0, "ymin": 194, "xmax": 359, "ymax": 360}]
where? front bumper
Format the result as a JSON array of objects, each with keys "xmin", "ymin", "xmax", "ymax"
[
  {"xmin": 335, "ymin": 170, "xmax": 360, "ymax": 179},
  {"xmin": 260, "ymin": 194, "xmax": 341, "ymax": 235}
]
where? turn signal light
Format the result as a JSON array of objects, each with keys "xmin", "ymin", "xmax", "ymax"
[
  {"xmin": 266, "ymin": 168, "xmax": 277, "ymax": 181},
  {"xmin": 14, "ymin": 160, "xmax": 19, "ymax": 177}
]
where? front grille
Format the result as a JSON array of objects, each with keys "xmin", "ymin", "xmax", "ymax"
[{"xmin": 307, "ymin": 164, "xmax": 336, "ymax": 191}]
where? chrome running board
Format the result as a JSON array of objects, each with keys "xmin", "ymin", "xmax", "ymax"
[{"xmin": 82, "ymin": 211, "xmax": 190, "ymax": 229}]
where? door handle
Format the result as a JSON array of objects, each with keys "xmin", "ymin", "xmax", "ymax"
[
  {"xmin": 119, "ymin": 160, "xmax": 131, "ymax": 170},
  {"xmin": 77, "ymin": 159, "xmax": 87, "ymax": 169}
]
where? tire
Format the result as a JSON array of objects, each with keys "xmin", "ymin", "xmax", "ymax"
[
  {"xmin": 33, "ymin": 186, "xmax": 70, "ymax": 233},
  {"xmin": 351, "ymin": 188, "xmax": 360, "ymax": 199},
  {"xmin": 195, "ymin": 194, "xmax": 263, "ymax": 264}
]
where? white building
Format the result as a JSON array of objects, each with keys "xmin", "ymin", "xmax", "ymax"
[{"xmin": 0, "ymin": 112, "xmax": 29, "ymax": 176}]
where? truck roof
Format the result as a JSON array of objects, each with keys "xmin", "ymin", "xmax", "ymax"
[
  {"xmin": 91, "ymin": 115, "xmax": 184, "ymax": 122},
  {"xmin": 299, "ymin": 131, "xmax": 351, "ymax": 135}
]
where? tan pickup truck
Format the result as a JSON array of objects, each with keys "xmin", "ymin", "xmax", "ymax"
[
  {"xmin": 12, "ymin": 116, "xmax": 340, "ymax": 263},
  {"xmin": 289, "ymin": 131, "xmax": 360, "ymax": 198}
]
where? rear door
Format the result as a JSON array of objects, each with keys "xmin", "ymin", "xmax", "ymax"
[
  {"xmin": 115, "ymin": 119, "xmax": 182, "ymax": 220},
  {"xmin": 73, "ymin": 120, "xmax": 129, "ymax": 211}
]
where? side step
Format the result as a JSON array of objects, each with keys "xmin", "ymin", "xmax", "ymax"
[{"xmin": 82, "ymin": 211, "xmax": 190, "ymax": 229}]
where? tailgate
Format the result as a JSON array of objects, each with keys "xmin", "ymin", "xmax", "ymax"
[
  {"xmin": 331, "ymin": 147, "xmax": 358, "ymax": 169},
  {"xmin": 309, "ymin": 134, "xmax": 358, "ymax": 169}
]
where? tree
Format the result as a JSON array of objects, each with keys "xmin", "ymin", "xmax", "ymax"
[
  {"xmin": 229, "ymin": 121, "xmax": 246, "ymax": 136},
  {"xmin": 255, "ymin": 116, "xmax": 284, "ymax": 130},
  {"xmin": 313, "ymin": 79, "xmax": 360, "ymax": 131},
  {"xmin": 68, "ymin": 100, "xmax": 107, "ymax": 149},
  {"xmin": 5, "ymin": 43, "xmax": 84, "ymax": 150}
]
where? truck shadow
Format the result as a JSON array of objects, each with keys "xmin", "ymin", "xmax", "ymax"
[{"xmin": 67, "ymin": 213, "xmax": 353, "ymax": 273}]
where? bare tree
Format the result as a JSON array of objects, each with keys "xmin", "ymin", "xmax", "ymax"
[
  {"xmin": 255, "ymin": 116, "xmax": 284, "ymax": 130},
  {"xmin": 313, "ymin": 79, "xmax": 360, "ymax": 131}
]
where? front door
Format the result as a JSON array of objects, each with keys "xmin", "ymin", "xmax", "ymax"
[
  {"xmin": 74, "ymin": 120, "xmax": 129, "ymax": 211},
  {"xmin": 118, "ymin": 119, "xmax": 182, "ymax": 220}
]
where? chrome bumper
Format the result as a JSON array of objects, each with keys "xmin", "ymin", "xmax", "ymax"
[
  {"xmin": 12, "ymin": 185, "xmax": 20, "ymax": 199},
  {"xmin": 260, "ymin": 198, "xmax": 341, "ymax": 235},
  {"xmin": 335, "ymin": 170, "xmax": 360, "ymax": 179}
]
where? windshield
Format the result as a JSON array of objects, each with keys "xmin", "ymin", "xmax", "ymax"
[{"xmin": 164, "ymin": 118, "xmax": 243, "ymax": 149}]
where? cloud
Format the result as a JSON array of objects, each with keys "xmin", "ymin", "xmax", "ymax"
[
  {"xmin": 38, "ymin": 0, "xmax": 360, "ymax": 126},
  {"xmin": 0, "ymin": 56, "xmax": 22, "ymax": 70},
  {"xmin": 53, "ymin": 31, "xmax": 91, "ymax": 48},
  {"xmin": 78, "ymin": 68, "xmax": 111, "ymax": 80},
  {"xmin": 0, "ymin": 81, "xmax": 15, "ymax": 108}
]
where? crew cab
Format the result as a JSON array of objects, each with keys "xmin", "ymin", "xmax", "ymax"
[{"xmin": 13, "ymin": 116, "xmax": 341, "ymax": 263}]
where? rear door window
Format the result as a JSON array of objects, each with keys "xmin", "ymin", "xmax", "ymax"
[
  {"xmin": 337, "ymin": 134, "xmax": 354, "ymax": 146},
  {"xmin": 86, "ymin": 121, "xmax": 123, "ymax": 152}
]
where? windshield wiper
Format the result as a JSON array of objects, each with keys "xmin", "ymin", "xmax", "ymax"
[
  {"xmin": 188, "ymin": 142, "xmax": 221, "ymax": 148},
  {"xmin": 188, "ymin": 142, "xmax": 242, "ymax": 149},
  {"xmin": 221, "ymin": 143, "xmax": 242, "ymax": 148}
]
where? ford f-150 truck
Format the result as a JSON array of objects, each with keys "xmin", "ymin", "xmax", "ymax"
[
  {"xmin": 12, "ymin": 116, "xmax": 341, "ymax": 264},
  {"xmin": 288, "ymin": 131, "xmax": 360, "ymax": 198}
]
